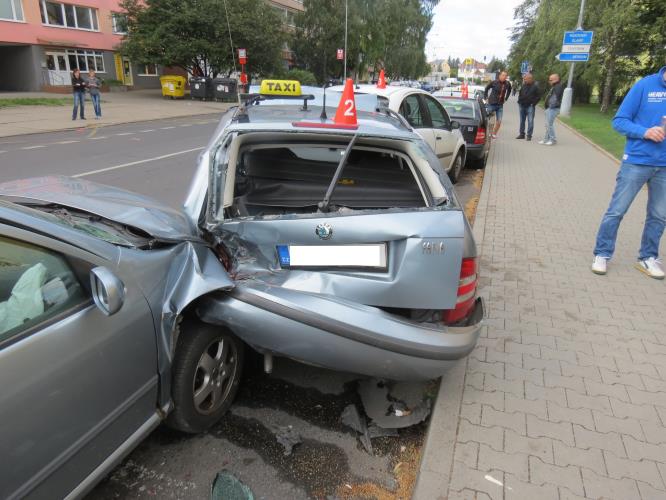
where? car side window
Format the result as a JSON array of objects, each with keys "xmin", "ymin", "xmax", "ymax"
[
  {"xmin": 423, "ymin": 95, "xmax": 451, "ymax": 130},
  {"xmin": 0, "ymin": 236, "xmax": 87, "ymax": 344},
  {"xmin": 399, "ymin": 94, "xmax": 427, "ymax": 128}
]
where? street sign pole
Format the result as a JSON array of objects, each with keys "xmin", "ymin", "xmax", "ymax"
[
  {"xmin": 561, "ymin": 0, "xmax": 586, "ymax": 117},
  {"xmin": 343, "ymin": 0, "xmax": 348, "ymax": 80}
]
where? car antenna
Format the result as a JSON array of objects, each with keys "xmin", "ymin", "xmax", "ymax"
[
  {"xmin": 221, "ymin": 0, "xmax": 241, "ymax": 106},
  {"xmin": 318, "ymin": 133, "xmax": 358, "ymax": 213}
]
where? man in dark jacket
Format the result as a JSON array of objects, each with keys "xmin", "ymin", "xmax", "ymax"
[
  {"xmin": 484, "ymin": 71, "xmax": 512, "ymax": 138},
  {"xmin": 539, "ymin": 73, "xmax": 564, "ymax": 145},
  {"xmin": 516, "ymin": 73, "xmax": 540, "ymax": 140}
]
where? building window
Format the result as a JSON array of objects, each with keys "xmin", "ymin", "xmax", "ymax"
[
  {"xmin": 112, "ymin": 12, "xmax": 127, "ymax": 34},
  {"xmin": 39, "ymin": 0, "xmax": 98, "ymax": 31},
  {"xmin": 0, "ymin": 0, "xmax": 24, "ymax": 21},
  {"xmin": 138, "ymin": 63, "xmax": 158, "ymax": 76},
  {"xmin": 66, "ymin": 50, "xmax": 105, "ymax": 73}
]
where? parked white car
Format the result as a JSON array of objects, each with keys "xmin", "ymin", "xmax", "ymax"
[{"xmin": 331, "ymin": 84, "xmax": 468, "ymax": 183}]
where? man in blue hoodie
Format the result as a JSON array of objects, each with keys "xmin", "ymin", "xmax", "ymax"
[{"xmin": 592, "ymin": 66, "xmax": 666, "ymax": 279}]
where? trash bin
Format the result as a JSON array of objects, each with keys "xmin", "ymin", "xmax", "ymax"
[
  {"xmin": 213, "ymin": 78, "xmax": 238, "ymax": 102},
  {"xmin": 160, "ymin": 75, "xmax": 186, "ymax": 99},
  {"xmin": 190, "ymin": 76, "xmax": 213, "ymax": 101}
]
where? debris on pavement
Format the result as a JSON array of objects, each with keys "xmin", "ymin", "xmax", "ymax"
[
  {"xmin": 367, "ymin": 424, "xmax": 399, "ymax": 439},
  {"xmin": 210, "ymin": 472, "xmax": 254, "ymax": 500},
  {"xmin": 358, "ymin": 379, "xmax": 431, "ymax": 429},
  {"xmin": 340, "ymin": 404, "xmax": 373, "ymax": 455},
  {"xmin": 274, "ymin": 425, "xmax": 302, "ymax": 456}
]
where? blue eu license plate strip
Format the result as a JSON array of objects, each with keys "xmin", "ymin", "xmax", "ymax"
[{"xmin": 277, "ymin": 245, "xmax": 290, "ymax": 266}]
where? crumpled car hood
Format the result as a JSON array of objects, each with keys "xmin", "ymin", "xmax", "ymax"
[{"xmin": 0, "ymin": 176, "xmax": 196, "ymax": 242}]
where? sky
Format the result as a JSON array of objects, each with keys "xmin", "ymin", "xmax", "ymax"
[{"xmin": 425, "ymin": 0, "xmax": 524, "ymax": 63}]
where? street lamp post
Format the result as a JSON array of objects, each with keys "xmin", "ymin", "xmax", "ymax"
[
  {"xmin": 344, "ymin": 0, "xmax": 348, "ymax": 80},
  {"xmin": 560, "ymin": 0, "xmax": 586, "ymax": 117}
]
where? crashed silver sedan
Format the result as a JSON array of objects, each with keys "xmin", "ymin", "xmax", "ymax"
[{"xmin": 0, "ymin": 83, "xmax": 482, "ymax": 498}]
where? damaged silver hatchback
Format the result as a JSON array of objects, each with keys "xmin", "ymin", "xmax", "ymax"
[{"xmin": 0, "ymin": 81, "xmax": 482, "ymax": 499}]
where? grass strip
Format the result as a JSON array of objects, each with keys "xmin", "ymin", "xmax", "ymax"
[{"xmin": 559, "ymin": 103, "xmax": 625, "ymax": 160}]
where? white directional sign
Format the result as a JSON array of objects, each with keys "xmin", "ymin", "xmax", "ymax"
[{"xmin": 561, "ymin": 44, "xmax": 591, "ymax": 53}]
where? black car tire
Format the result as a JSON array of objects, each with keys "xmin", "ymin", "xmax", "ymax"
[
  {"xmin": 472, "ymin": 152, "xmax": 488, "ymax": 169},
  {"xmin": 166, "ymin": 321, "xmax": 244, "ymax": 433},
  {"xmin": 449, "ymin": 151, "xmax": 464, "ymax": 184}
]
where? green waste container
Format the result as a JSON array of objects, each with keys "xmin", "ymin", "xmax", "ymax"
[{"xmin": 160, "ymin": 75, "xmax": 186, "ymax": 99}]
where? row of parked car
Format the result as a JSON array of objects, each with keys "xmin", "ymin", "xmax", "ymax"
[{"xmin": 0, "ymin": 79, "xmax": 485, "ymax": 498}]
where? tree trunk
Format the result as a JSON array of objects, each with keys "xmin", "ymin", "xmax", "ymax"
[{"xmin": 600, "ymin": 33, "xmax": 617, "ymax": 113}]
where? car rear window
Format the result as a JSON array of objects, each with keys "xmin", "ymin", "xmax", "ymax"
[
  {"xmin": 229, "ymin": 143, "xmax": 426, "ymax": 217},
  {"xmin": 439, "ymin": 99, "xmax": 476, "ymax": 119}
]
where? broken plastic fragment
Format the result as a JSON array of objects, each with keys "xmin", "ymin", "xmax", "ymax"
[
  {"xmin": 340, "ymin": 404, "xmax": 373, "ymax": 454},
  {"xmin": 274, "ymin": 425, "xmax": 302, "ymax": 456},
  {"xmin": 358, "ymin": 379, "xmax": 431, "ymax": 429},
  {"xmin": 210, "ymin": 471, "xmax": 254, "ymax": 500}
]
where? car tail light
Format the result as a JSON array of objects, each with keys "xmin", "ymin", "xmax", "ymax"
[
  {"xmin": 441, "ymin": 257, "xmax": 477, "ymax": 324},
  {"xmin": 474, "ymin": 127, "xmax": 486, "ymax": 144}
]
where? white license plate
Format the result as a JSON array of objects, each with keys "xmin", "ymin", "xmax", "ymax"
[{"xmin": 277, "ymin": 244, "xmax": 387, "ymax": 268}]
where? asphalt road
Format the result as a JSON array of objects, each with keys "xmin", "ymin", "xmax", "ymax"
[{"xmin": 1, "ymin": 116, "xmax": 482, "ymax": 500}]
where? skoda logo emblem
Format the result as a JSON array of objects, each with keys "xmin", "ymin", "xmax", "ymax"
[{"xmin": 315, "ymin": 223, "xmax": 333, "ymax": 240}]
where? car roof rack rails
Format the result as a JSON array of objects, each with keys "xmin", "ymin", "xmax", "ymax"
[
  {"xmin": 376, "ymin": 104, "xmax": 411, "ymax": 130},
  {"xmin": 233, "ymin": 93, "xmax": 316, "ymax": 123}
]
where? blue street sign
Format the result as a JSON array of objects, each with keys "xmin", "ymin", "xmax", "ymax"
[
  {"xmin": 557, "ymin": 53, "xmax": 590, "ymax": 62},
  {"xmin": 563, "ymin": 30, "xmax": 594, "ymax": 45},
  {"xmin": 520, "ymin": 61, "xmax": 530, "ymax": 74}
]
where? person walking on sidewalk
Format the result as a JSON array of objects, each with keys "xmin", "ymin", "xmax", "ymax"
[
  {"xmin": 539, "ymin": 74, "xmax": 564, "ymax": 145},
  {"xmin": 516, "ymin": 72, "xmax": 540, "ymax": 141},
  {"xmin": 86, "ymin": 70, "xmax": 102, "ymax": 119},
  {"xmin": 592, "ymin": 66, "xmax": 666, "ymax": 279},
  {"xmin": 484, "ymin": 71, "xmax": 512, "ymax": 139},
  {"xmin": 71, "ymin": 68, "xmax": 86, "ymax": 121}
]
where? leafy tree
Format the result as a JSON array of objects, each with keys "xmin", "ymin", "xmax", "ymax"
[
  {"xmin": 118, "ymin": 0, "xmax": 285, "ymax": 78},
  {"xmin": 292, "ymin": 0, "xmax": 437, "ymax": 83},
  {"xmin": 487, "ymin": 57, "xmax": 506, "ymax": 73}
]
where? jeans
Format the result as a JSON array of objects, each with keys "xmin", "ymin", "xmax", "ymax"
[
  {"xmin": 90, "ymin": 93, "xmax": 101, "ymax": 117},
  {"xmin": 594, "ymin": 162, "xmax": 666, "ymax": 260},
  {"xmin": 72, "ymin": 91, "xmax": 85, "ymax": 119},
  {"xmin": 519, "ymin": 104, "xmax": 535, "ymax": 137},
  {"xmin": 486, "ymin": 103, "xmax": 504, "ymax": 122},
  {"xmin": 544, "ymin": 107, "xmax": 559, "ymax": 142}
]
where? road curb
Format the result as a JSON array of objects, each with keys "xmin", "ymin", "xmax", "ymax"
[
  {"xmin": 0, "ymin": 111, "xmax": 228, "ymax": 140},
  {"xmin": 412, "ymin": 151, "xmax": 494, "ymax": 499},
  {"xmin": 556, "ymin": 117, "xmax": 621, "ymax": 165}
]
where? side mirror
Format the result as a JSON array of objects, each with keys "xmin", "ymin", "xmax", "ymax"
[
  {"xmin": 90, "ymin": 267, "xmax": 125, "ymax": 316},
  {"xmin": 451, "ymin": 120, "xmax": 461, "ymax": 130}
]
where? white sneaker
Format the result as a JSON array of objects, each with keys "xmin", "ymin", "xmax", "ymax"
[
  {"xmin": 544, "ymin": 141, "xmax": 555, "ymax": 146},
  {"xmin": 591, "ymin": 256, "xmax": 608, "ymax": 275},
  {"xmin": 538, "ymin": 139, "xmax": 547, "ymax": 144},
  {"xmin": 635, "ymin": 257, "xmax": 665, "ymax": 280}
]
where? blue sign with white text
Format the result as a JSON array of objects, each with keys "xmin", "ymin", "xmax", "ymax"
[
  {"xmin": 557, "ymin": 53, "xmax": 590, "ymax": 62},
  {"xmin": 563, "ymin": 31, "xmax": 594, "ymax": 45}
]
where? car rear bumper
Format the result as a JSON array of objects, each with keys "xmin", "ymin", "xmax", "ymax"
[
  {"xmin": 465, "ymin": 143, "xmax": 486, "ymax": 159},
  {"xmin": 197, "ymin": 286, "xmax": 484, "ymax": 380}
]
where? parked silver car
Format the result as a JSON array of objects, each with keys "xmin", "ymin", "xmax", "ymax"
[{"xmin": 0, "ymin": 81, "xmax": 483, "ymax": 498}]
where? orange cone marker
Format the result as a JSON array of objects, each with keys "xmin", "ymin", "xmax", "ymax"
[
  {"xmin": 334, "ymin": 78, "xmax": 358, "ymax": 127},
  {"xmin": 377, "ymin": 69, "xmax": 387, "ymax": 89}
]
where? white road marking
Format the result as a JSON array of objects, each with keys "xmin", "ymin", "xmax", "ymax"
[
  {"xmin": 21, "ymin": 145, "xmax": 46, "ymax": 150},
  {"xmin": 0, "ymin": 150, "xmax": 6, "ymax": 153},
  {"xmin": 139, "ymin": 129, "xmax": 155, "ymax": 133},
  {"xmin": 73, "ymin": 146, "xmax": 204, "ymax": 178},
  {"xmin": 116, "ymin": 132, "xmax": 134, "ymax": 136},
  {"xmin": 89, "ymin": 136, "xmax": 107, "ymax": 140},
  {"xmin": 55, "ymin": 140, "xmax": 80, "ymax": 144},
  {"xmin": 160, "ymin": 126, "xmax": 176, "ymax": 130},
  {"xmin": 179, "ymin": 124, "xmax": 192, "ymax": 127}
]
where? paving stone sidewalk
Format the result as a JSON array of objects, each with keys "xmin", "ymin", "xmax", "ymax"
[{"xmin": 443, "ymin": 105, "xmax": 665, "ymax": 499}]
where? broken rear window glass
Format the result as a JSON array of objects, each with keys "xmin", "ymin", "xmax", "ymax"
[{"xmin": 228, "ymin": 143, "xmax": 426, "ymax": 218}]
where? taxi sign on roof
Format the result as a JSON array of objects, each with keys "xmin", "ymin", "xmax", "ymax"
[{"xmin": 259, "ymin": 80, "xmax": 301, "ymax": 96}]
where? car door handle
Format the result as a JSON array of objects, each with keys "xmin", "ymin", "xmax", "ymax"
[{"xmin": 436, "ymin": 136, "xmax": 442, "ymax": 140}]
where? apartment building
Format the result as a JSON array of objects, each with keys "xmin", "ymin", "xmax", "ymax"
[
  {"xmin": 0, "ymin": 0, "xmax": 304, "ymax": 92},
  {"xmin": 0, "ymin": 0, "xmax": 162, "ymax": 91}
]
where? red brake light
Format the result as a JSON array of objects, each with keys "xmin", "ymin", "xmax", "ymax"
[
  {"xmin": 474, "ymin": 127, "xmax": 486, "ymax": 144},
  {"xmin": 441, "ymin": 257, "xmax": 478, "ymax": 324}
]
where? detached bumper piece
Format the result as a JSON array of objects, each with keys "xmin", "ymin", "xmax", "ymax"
[{"xmin": 197, "ymin": 286, "xmax": 484, "ymax": 380}]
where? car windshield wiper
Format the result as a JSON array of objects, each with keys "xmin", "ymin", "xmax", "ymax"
[{"xmin": 318, "ymin": 134, "xmax": 358, "ymax": 213}]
